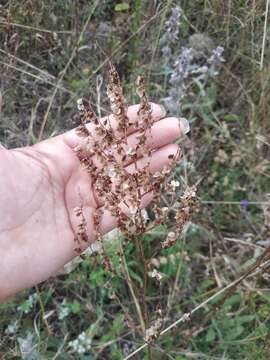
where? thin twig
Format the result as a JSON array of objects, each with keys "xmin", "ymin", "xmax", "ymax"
[
  {"xmin": 146, "ymin": 0, "xmax": 173, "ymax": 85},
  {"xmin": 224, "ymin": 237, "xmax": 264, "ymax": 250},
  {"xmin": 165, "ymin": 232, "xmax": 186, "ymax": 317},
  {"xmin": 0, "ymin": 20, "xmax": 74, "ymax": 34},
  {"xmin": 52, "ymin": 333, "xmax": 69, "ymax": 360},
  {"xmin": 260, "ymin": 0, "xmax": 269, "ymax": 70},
  {"xmin": 34, "ymin": 285, "xmax": 52, "ymax": 336},
  {"xmin": 0, "ymin": 60, "xmax": 74, "ymax": 95},
  {"xmin": 201, "ymin": 200, "xmax": 268, "ymax": 205},
  {"xmin": 120, "ymin": 241, "xmax": 146, "ymax": 333},
  {"xmin": 0, "ymin": 49, "xmax": 56, "ymax": 80}
]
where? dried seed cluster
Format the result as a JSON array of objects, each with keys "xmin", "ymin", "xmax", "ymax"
[
  {"xmin": 71, "ymin": 65, "xmax": 199, "ymax": 343},
  {"xmin": 162, "ymin": 185, "xmax": 199, "ymax": 249},
  {"xmin": 145, "ymin": 317, "xmax": 162, "ymax": 344},
  {"xmin": 72, "ymin": 65, "xmax": 197, "ymax": 271},
  {"xmin": 74, "ymin": 66, "xmax": 189, "ymax": 249}
]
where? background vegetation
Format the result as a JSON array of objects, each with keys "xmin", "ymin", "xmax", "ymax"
[{"xmin": 0, "ymin": 0, "xmax": 270, "ymax": 359}]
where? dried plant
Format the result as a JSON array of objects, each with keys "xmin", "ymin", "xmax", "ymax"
[{"xmin": 72, "ymin": 64, "xmax": 197, "ymax": 358}]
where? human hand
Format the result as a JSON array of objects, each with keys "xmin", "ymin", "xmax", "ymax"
[{"xmin": 0, "ymin": 103, "xmax": 188, "ymax": 300}]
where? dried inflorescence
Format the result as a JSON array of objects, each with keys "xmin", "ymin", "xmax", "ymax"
[
  {"xmin": 145, "ymin": 317, "xmax": 162, "ymax": 344},
  {"xmin": 76, "ymin": 71, "xmax": 157, "ymax": 235},
  {"xmin": 72, "ymin": 65, "xmax": 198, "ymax": 343},
  {"xmin": 175, "ymin": 185, "xmax": 198, "ymax": 230},
  {"xmin": 73, "ymin": 206, "xmax": 88, "ymax": 254},
  {"xmin": 73, "ymin": 65, "xmax": 197, "ymax": 254},
  {"xmin": 161, "ymin": 185, "xmax": 199, "ymax": 249},
  {"xmin": 107, "ymin": 66, "xmax": 129, "ymax": 136}
]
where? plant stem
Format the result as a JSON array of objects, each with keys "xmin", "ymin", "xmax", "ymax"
[{"xmin": 120, "ymin": 241, "xmax": 146, "ymax": 333}]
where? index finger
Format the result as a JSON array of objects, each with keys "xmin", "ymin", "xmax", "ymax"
[{"xmin": 63, "ymin": 103, "xmax": 166, "ymax": 148}]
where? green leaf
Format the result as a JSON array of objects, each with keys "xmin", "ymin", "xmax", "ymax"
[
  {"xmin": 225, "ymin": 324, "xmax": 244, "ymax": 340},
  {"xmin": 224, "ymin": 294, "xmax": 241, "ymax": 306},
  {"xmin": 223, "ymin": 294, "xmax": 242, "ymax": 310},
  {"xmin": 200, "ymin": 278, "xmax": 216, "ymax": 290},
  {"xmin": 112, "ymin": 314, "xmax": 124, "ymax": 335},
  {"xmin": 69, "ymin": 300, "xmax": 81, "ymax": 314},
  {"xmin": 129, "ymin": 269, "xmax": 143, "ymax": 287},
  {"xmin": 223, "ymin": 114, "xmax": 239, "ymax": 122},
  {"xmin": 206, "ymin": 327, "xmax": 216, "ymax": 342},
  {"xmin": 236, "ymin": 315, "xmax": 255, "ymax": 325},
  {"xmin": 115, "ymin": 3, "xmax": 130, "ymax": 12}
]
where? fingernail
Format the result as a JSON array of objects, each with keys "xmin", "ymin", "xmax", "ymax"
[
  {"xmin": 159, "ymin": 105, "xmax": 167, "ymax": 118},
  {"xmin": 179, "ymin": 117, "xmax": 190, "ymax": 135}
]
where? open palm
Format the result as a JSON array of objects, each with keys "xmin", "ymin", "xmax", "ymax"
[{"xmin": 0, "ymin": 103, "xmax": 185, "ymax": 300}]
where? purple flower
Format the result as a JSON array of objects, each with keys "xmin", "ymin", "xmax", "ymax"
[
  {"xmin": 163, "ymin": 47, "xmax": 193, "ymax": 114},
  {"xmin": 240, "ymin": 199, "xmax": 249, "ymax": 211},
  {"xmin": 208, "ymin": 46, "xmax": 225, "ymax": 65},
  {"xmin": 207, "ymin": 46, "xmax": 225, "ymax": 76},
  {"xmin": 160, "ymin": 6, "xmax": 182, "ymax": 63}
]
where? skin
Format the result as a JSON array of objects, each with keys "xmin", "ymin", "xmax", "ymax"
[{"xmin": 0, "ymin": 103, "xmax": 184, "ymax": 301}]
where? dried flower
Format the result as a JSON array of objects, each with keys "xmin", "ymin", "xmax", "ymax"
[
  {"xmin": 181, "ymin": 312, "xmax": 191, "ymax": 322},
  {"xmin": 77, "ymin": 98, "xmax": 85, "ymax": 112},
  {"xmin": 175, "ymin": 186, "xmax": 198, "ymax": 231},
  {"xmin": 149, "ymin": 268, "xmax": 164, "ymax": 281},
  {"xmin": 161, "ymin": 231, "xmax": 178, "ymax": 249},
  {"xmin": 73, "ymin": 206, "xmax": 89, "ymax": 254},
  {"xmin": 107, "ymin": 65, "xmax": 128, "ymax": 136},
  {"xmin": 145, "ymin": 318, "xmax": 162, "ymax": 343},
  {"xmin": 170, "ymin": 180, "xmax": 180, "ymax": 191},
  {"xmin": 160, "ymin": 186, "xmax": 198, "ymax": 249}
]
